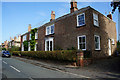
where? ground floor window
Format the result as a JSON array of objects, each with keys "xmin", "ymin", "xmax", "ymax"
[
  {"xmin": 94, "ymin": 35, "xmax": 100, "ymax": 50},
  {"xmin": 78, "ymin": 35, "xmax": 86, "ymax": 50},
  {"xmin": 22, "ymin": 43, "xmax": 24, "ymax": 51},
  {"xmin": 28, "ymin": 42, "xmax": 30, "ymax": 51},
  {"xmin": 34, "ymin": 42, "xmax": 38, "ymax": 51},
  {"xmin": 45, "ymin": 37, "xmax": 53, "ymax": 51}
]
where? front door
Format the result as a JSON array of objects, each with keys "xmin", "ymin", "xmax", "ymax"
[
  {"xmin": 45, "ymin": 38, "xmax": 53, "ymax": 51},
  {"xmin": 108, "ymin": 39, "xmax": 111, "ymax": 56}
]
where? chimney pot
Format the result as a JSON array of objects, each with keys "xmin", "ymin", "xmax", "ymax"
[
  {"xmin": 28, "ymin": 24, "xmax": 31, "ymax": 32},
  {"xmin": 70, "ymin": 0, "xmax": 78, "ymax": 13},
  {"xmin": 50, "ymin": 11, "xmax": 55, "ymax": 21},
  {"xmin": 107, "ymin": 12, "xmax": 112, "ymax": 20}
]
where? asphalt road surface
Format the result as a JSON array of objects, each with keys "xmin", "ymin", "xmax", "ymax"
[{"xmin": 1, "ymin": 53, "xmax": 89, "ymax": 79}]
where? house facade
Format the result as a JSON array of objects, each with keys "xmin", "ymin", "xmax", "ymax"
[
  {"xmin": 21, "ymin": 1, "xmax": 117, "ymax": 58},
  {"xmin": 8, "ymin": 35, "xmax": 21, "ymax": 48},
  {"xmin": 21, "ymin": 24, "xmax": 38, "ymax": 51}
]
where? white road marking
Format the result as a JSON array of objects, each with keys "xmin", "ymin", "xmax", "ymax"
[
  {"xmin": 10, "ymin": 66, "xmax": 21, "ymax": 72},
  {"xmin": 3, "ymin": 61, "xmax": 7, "ymax": 64}
]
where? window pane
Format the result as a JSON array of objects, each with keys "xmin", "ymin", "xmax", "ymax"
[
  {"xmin": 80, "ymin": 44, "xmax": 82, "ymax": 49},
  {"xmin": 50, "ymin": 41, "xmax": 52, "ymax": 51},
  {"xmin": 95, "ymin": 43, "xmax": 99, "ymax": 49},
  {"xmin": 51, "ymin": 25, "xmax": 54, "ymax": 34},
  {"xmin": 83, "ymin": 37, "xmax": 85, "ymax": 42},
  {"xmin": 79, "ymin": 37, "xmax": 82, "ymax": 43},
  {"xmin": 82, "ymin": 43, "xmax": 85, "ymax": 49},
  {"xmin": 78, "ymin": 14, "xmax": 85, "ymax": 26},
  {"xmin": 47, "ymin": 41, "xmax": 49, "ymax": 51},
  {"xmin": 47, "ymin": 27, "xmax": 49, "ymax": 35}
]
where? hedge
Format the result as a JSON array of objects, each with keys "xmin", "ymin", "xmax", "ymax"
[{"xmin": 12, "ymin": 50, "xmax": 77, "ymax": 62}]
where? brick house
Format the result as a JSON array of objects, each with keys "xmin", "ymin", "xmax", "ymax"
[
  {"xmin": 21, "ymin": 24, "xmax": 38, "ymax": 51},
  {"xmin": 8, "ymin": 35, "xmax": 21, "ymax": 48},
  {"xmin": 21, "ymin": 1, "xmax": 117, "ymax": 58}
]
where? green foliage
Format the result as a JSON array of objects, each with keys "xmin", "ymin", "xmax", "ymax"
[
  {"xmin": 30, "ymin": 28, "xmax": 38, "ymax": 51},
  {"xmin": 117, "ymin": 41, "xmax": 120, "ymax": 52},
  {"xmin": 83, "ymin": 51, "xmax": 92, "ymax": 59},
  {"xmin": 67, "ymin": 47, "xmax": 77, "ymax": 50},
  {"xmin": 8, "ymin": 46, "xmax": 20, "ymax": 52},
  {"xmin": 111, "ymin": 1, "xmax": 120, "ymax": 13},
  {"xmin": 55, "ymin": 46, "xmax": 63, "ymax": 50},
  {"xmin": 23, "ymin": 41, "xmax": 28, "ymax": 51},
  {"xmin": 2, "ymin": 48, "xmax": 6, "ymax": 50},
  {"xmin": 12, "ymin": 50, "xmax": 77, "ymax": 62}
]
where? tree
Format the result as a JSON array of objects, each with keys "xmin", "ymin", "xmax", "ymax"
[{"xmin": 111, "ymin": 1, "xmax": 120, "ymax": 13}]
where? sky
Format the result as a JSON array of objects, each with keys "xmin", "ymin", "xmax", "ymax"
[{"xmin": 1, "ymin": 2, "xmax": 119, "ymax": 43}]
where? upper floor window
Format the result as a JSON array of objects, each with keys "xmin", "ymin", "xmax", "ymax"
[
  {"xmin": 94, "ymin": 35, "xmax": 100, "ymax": 50},
  {"xmin": 78, "ymin": 35, "xmax": 86, "ymax": 50},
  {"xmin": 77, "ymin": 13, "xmax": 85, "ymax": 27},
  {"xmin": 23, "ymin": 35, "xmax": 27, "ymax": 42},
  {"xmin": 35, "ymin": 30, "xmax": 38, "ymax": 39},
  {"xmin": 29, "ymin": 34, "xmax": 31, "ymax": 40},
  {"xmin": 93, "ymin": 13, "xmax": 99, "ymax": 27},
  {"xmin": 46, "ymin": 24, "xmax": 54, "ymax": 35}
]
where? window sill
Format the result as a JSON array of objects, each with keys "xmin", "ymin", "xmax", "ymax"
[
  {"xmin": 46, "ymin": 33, "xmax": 55, "ymax": 36},
  {"xmin": 76, "ymin": 24, "xmax": 86, "ymax": 28},
  {"xmin": 94, "ymin": 25, "xmax": 99, "ymax": 27},
  {"xmin": 95, "ymin": 49, "xmax": 101, "ymax": 51}
]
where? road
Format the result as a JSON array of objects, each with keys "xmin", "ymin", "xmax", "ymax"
[{"xmin": 1, "ymin": 54, "xmax": 89, "ymax": 79}]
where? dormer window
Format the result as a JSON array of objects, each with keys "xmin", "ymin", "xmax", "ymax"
[
  {"xmin": 93, "ymin": 13, "xmax": 99, "ymax": 27},
  {"xmin": 46, "ymin": 24, "xmax": 54, "ymax": 35},
  {"xmin": 77, "ymin": 13, "xmax": 85, "ymax": 27}
]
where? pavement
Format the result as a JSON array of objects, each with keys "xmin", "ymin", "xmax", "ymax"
[{"xmin": 1, "ymin": 53, "xmax": 120, "ymax": 80}]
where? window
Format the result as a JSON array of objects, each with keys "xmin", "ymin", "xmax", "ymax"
[
  {"xmin": 78, "ymin": 35, "xmax": 86, "ymax": 50},
  {"xmin": 46, "ymin": 24, "xmax": 54, "ymax": 35},
  {"xmin": 93, "ymin": 13, "xmax": 99, "ymax": 26},
  {"xmin": 34, "ymin": 42, "xmax": 38, "ymax": 51},
  {"xmin": 77, "ymin": 13, "xmax": 85, "ymax": 26},
  {"xmin": 22, "ymin": 43, "xmax": 24, "ymax": 51},
  {"xmin": 29, "ymin": 34, "xmax": 31, "ymax": 40},
  {"xmin": 23, "ymin": 35, "xmax": 27, "ymax": 42},
  {"xmin": 35, "ymin": 30, "xmax": 38, "ymax": 39},
  {"xmin": 28, "ymin": 42, "xmax": 30, "ymax": 51},
  {"xmin": 94, "ymin": 35, "xmax": 100, "ymax": 50},
  {"xmin": 45, "ymin": 38, "xmax": 53, "ymax": 51}
]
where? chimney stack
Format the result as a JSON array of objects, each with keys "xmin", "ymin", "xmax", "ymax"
[
  {"xmin": 107, "ymin": 12, "xmax": 112, "ymax": 20},
  {"xmin": 70, "ymin": 0, "xmax": 78, "ymax": 13},
  {"xmin": 28, "ymin": 24, "xmax": 31, "ymax": 32},
  {"xmin": 14, "ymin": 36, "xmax": 17, "ymax": 40},
  {"xmin": 50, "ymin": 11, "xmax": 55, "ymax": 21}
]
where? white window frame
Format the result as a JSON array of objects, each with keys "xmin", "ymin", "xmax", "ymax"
[
  {"xmin": 77, "ymin": 35, "xmax": 86, "ymax": 51},
  {"xmin": 46, "ymin": 24, "xmax": 54, "ymax": 35},
  {"xmin": 23, "ymin": 35, "xmax": 27, "ymax": 42},
  {"xmin": 28, "ymin": 42, "xmax": 30, "ymax": 51},
  {"xmin": 93, "ymin": 13, "xmax": 99, "ymax": 27},
  {"xmin": 77, "ymin": 13, "xmax": 85, "ymax": 27},
  {"xmin": 34, "ymin": 42, "xmax": 38, "ymax": 51},
  {"xmin": 94, "ymin": 35, "xmax": 100, "ymax": 50},
  {"xmin": 29, "ymin": 34, "xmax": 31, "ymax": 40},
  {"xmin": 45, "ymin": 37, "xmax": 54, "ymax": 51},
  {"xmin": 22, "ymin": 43, "xmax": 24, "ymax": 51}
]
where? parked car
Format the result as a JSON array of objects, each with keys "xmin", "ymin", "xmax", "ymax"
[{"xmin": 2, "ymin": 51, "xmax": 11, "ymax": 58}]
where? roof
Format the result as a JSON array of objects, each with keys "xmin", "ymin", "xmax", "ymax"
[{"xmin": 21, "ymin": 6, "xmax": 116, "ymax": 36}]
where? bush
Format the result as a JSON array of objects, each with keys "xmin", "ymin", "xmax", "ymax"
[
  {"xmin": 117, "ymin": 41, "xmax": 120, "ymax": 53},
  {"xmin": 83, "ymin": 51, "xmax": 92, "ymax": 58},
  {"xmin": 2, "ymin": 48, "xmax": 6, "ymax": 50},
  {"xmin": 12, "ymin": 50, "xmax": 77, "ymax": 62}
]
